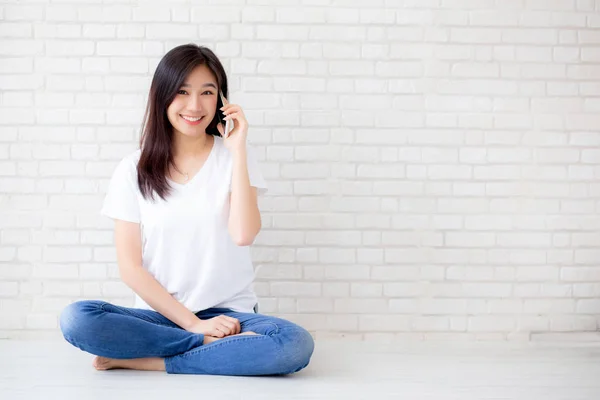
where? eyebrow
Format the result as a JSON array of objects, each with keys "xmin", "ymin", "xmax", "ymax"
[{"xmin": 181, "ymin": 82, "xmax": 217, "ymax": 89}]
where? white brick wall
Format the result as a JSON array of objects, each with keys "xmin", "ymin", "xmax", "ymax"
[{"xmin": 1, "ymin": 0, "xmax": 599, "ymax": 341}]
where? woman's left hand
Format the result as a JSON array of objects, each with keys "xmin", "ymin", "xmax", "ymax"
[{"xmin": 218, "ymin": 102, "xmax": 248, "ymax": 152}]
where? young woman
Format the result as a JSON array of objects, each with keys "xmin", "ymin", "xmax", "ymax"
[{"xmin": 59, "ymin": 44, "xmax": 314, "ymax": 376}]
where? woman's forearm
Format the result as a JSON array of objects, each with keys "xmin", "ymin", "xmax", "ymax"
[
  {"xmin": 121, "ymin": 266, "xmax": 198, "ymax": 330},
  {"xmin": 228, "ymin": 147, "xmax": 261, "ymax": 246}
]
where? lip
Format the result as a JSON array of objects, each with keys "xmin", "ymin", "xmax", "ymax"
[{"xmin": 180, "ymin": 115, "xmax": 204, "ymax": 125}]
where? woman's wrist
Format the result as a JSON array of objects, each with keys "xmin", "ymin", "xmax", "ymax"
[
  {"xmin": 181, "ymin": 314, "xmax": 200, "ymax": 331},
  {"xmin": 230, "ymin": 144, "xmax": 247, "ymax": 157}
]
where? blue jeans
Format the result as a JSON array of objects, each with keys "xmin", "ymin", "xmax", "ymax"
[{"xmin": 59, "ymin": 300, "xmax": 314, "ymax": 376}]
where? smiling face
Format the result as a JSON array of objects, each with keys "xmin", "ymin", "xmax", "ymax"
[{"xmin": 166, "ymin": 64, "xmax": 219, "ymax": 138}]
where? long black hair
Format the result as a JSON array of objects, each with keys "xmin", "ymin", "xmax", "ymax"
[{"xmin": 137, "ymin": 44, "xmax": 228, "ymax": 201}]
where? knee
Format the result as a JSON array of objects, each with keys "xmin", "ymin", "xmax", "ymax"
[
  {"xmin": 59, "ymin": 300, "xmax": 103, "ymax": 341},
  {"xmin": 277, "ymin": 327, "xmax": 315, "ymax": 374},
  {"xmin": 295, "ymin": 328, "xmax": 315, "ymax": 370}
]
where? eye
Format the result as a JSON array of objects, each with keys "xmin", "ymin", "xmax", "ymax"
[
  {"xmin": 177, "ymin": 90, "xmax": 187, "ymax": 95},
  {"xmin": 202, "ymin": 91, "xmax": 213, "ymax": 95}
]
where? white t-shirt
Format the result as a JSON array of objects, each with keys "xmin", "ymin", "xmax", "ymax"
[{"xmin": 100, "ymin": 136, "xmax": 267, "ymax": 313}]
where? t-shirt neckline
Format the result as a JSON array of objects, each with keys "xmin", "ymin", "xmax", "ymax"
[{"xmin": 166, "ymin": 135, "xmax": 217, "ymax": 188}]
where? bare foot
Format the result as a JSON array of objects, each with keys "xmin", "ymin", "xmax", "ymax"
[
  {"xmin": 93, "ymin": 355, "xmax": 165, "ymax": 371},
  {"xmin": 91, "ymin": 333, "xmax": 262, "ymax": 371},
  {"xmin": 203, "ymin": 331, "xmax": 259, "ymax": 345},
  {"xmin": 93, "ymin": 356, "xmax": 115, "ymax": 370}
]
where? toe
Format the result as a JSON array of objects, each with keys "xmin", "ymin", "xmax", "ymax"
[{"xmin": 93, "ymin": 356, "xmax": 110, "ymax": 371}]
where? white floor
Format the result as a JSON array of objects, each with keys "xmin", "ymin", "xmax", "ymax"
[{"xmin": 1, "ymin": 340, "xmax": 600, "ymax": 400}]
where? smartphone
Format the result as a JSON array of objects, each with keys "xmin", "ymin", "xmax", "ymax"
[{"xmin": 219, "ymin": 91, "xmax": 232, "ymax": 138}]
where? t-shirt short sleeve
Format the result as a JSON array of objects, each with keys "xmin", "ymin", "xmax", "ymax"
[
  {"xmin": 230, "ymin": 144, "xmax": 268, "ymax": 195},
  {"xmin": 100, "ymin": 157, "xmax": 141, "ymax": 223}
]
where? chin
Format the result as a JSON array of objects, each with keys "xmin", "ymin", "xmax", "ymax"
[{"xmin": 175, "ymin": 125, "xmax": 206, "ymax": 137}]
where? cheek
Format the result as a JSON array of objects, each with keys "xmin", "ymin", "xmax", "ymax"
[
  {"xmin": 168, "ymin": 99, "xmax": 180, "ymax": 113},
  {"xmin": 166, "ymin": 101, "xmax": 182, "ymax": 122},
  {"xmin": 205, "ymin": 97, "xmax": 218, "ymax": 112}
]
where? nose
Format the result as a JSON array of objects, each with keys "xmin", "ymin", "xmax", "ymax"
[{"xmin": 188, "ymin": 94, "xmax": 202, "ymax": 112}]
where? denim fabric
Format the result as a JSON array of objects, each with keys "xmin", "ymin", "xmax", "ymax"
[{"xmin": 59, "ymin": 300, "xmax": 314, "ymax": 376}]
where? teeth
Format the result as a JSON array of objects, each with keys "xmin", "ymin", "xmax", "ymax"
[{"xmin": 181, "ymin": 115, "xmax": 202, "ymax": 122}]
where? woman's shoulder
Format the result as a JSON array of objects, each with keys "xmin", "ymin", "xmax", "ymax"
[
  {"xmin": 112, "ymin": 148, "xmax": 141, "ymax": 178},
  {"xmin": 122, "ymin": 148, "xmax": 142, "ymax": 166},
  {"xmin": 127, "ymin": 148, "xmax": 143, "ymax": 163},
  {"xmin": 211, "ymin": 135, "xmax": 233, "ymax": 164},
  {"xmin": 212, "ymin": 134, "xmax": 225, "ymax": 152}
]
